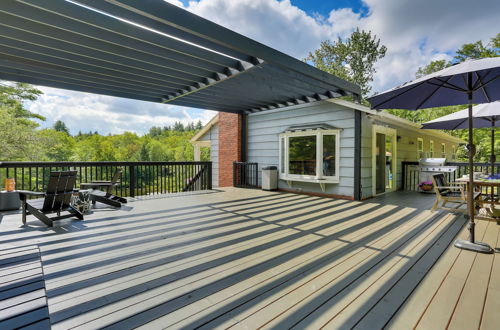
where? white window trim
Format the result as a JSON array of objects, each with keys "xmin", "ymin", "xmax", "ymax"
[
  {"xmin": 417, "ymin": 137, "xmax": 424, "ymax": 159},
  {"xmin": 278, "ymin": 129, "xmax": 340, "ymax": 184},
  {"xmin": 441, "ymin": 143, "xmax": 446, "ymax": 158},
  {"xmin": 429, "ymin": 140, "xmax": 434, "ymax": 158}
]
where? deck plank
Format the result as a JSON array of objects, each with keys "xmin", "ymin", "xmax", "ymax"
[
  {"xmin": 1, "ymin": 188, "xmax": 498, "ymax": 330},
  {"xmin": 447, "ymin": 221, "xmax": 498, "ymax": 329},
  {"xmin": 479, "ymin": 226, "xmax": 500, "ymax": 330},
  {"xmin": 0, "ymin": 245, "xmax": 50, "ymax": 329},
  {"xmin": 414, "ymin": 220, "xmax": 490, "ymax": 330}
]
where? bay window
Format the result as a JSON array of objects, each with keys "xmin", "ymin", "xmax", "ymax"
[{"xmin": 279, "ymin": 129, "xmax": 340, "ymax": 183}]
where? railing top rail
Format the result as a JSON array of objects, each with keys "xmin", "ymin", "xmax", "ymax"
[
  {"xmin": 402, "ymin": 161, "xmax": 500, "ymax": 166},
  {"xmin": 0, "ymin": 161, "xmax": 212, "ymax": 168}
]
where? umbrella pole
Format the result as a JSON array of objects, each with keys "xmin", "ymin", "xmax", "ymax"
[
  {"xmin": 454, "ymin": 75, "xmax": 493, "ymax": 254},
  {"xmin": 491, "ymin": 119, "xmax": 496, "ymax": 176}
]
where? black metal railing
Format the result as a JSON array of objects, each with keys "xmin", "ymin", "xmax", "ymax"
[
  {"xmin": 233, "ymin": 162, "xmax": 259, "ymax": 188},
  {"xmin": 402, "ymin": 161, "xmax": 500, "ymax": 192},
  {"xmin": 0, "ymin": 161, "xmax": 212, "ymax": 197}
]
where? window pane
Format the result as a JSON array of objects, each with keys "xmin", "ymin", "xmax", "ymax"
[
  {"xmin": 323, "ymin": 134, "xmax": 336, "ymax": 176},
  {"xmin": 289, "ymin": 136, "xmax": 316, "ymax": 176}
]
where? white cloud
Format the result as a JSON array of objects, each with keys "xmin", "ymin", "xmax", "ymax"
[
  {"xmin": 28, "ymin": 87, "xmax": 216, "ymax": 135},
  {"xmin": 177, "ymin": 0, "xmax": 500, "ymax": 93},
  {"xmin": 25, "ymin": 0, "xmax": 500, "ymax": 134}
]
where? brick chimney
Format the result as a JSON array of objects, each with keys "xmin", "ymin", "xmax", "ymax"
[{"xmin": 218, "ymin": 112, "xmax": 242, "ymax": 187}]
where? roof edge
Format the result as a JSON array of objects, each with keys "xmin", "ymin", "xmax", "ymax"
[{"xmin": 190, "ymin": 114, "xmax": 219, "ymax": 143}]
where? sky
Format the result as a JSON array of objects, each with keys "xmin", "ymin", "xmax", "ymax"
[{"xmin": 25, "ymin": 0, "xmax": 500, "ymax": 135}]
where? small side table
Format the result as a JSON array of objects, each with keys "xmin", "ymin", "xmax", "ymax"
[{"xmin": 0, "ymin": 191, "xmax": 21, "ymax": 211}]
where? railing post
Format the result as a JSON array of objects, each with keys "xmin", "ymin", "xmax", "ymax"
[
  {"xmin": 129, "ymin": 165, "xmax": 136, "ymax": 197},
  {"xmin": 255, "ymin": 163, "xmax": 258, "ymax": 188},
  {"xmin": 233, "ymin": 162, "xmax": 236, "ymax": 187},
  {"xmin": 208, "ymin": 162, "xmax": 212, "ymax": 190}
]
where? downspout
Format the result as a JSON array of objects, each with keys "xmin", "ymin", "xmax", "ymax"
[{"xmin": 354, "ymin": 110, "xmax": 362, "ymax": 200}]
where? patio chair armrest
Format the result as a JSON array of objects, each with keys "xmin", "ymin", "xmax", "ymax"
[
  {"xmin": 435, "ymin": 186, "xmax": 462, "ymax": 190},
  {"xmin": 17, "ymin": 190, "xmax": 45, "ymax": 201},
  {"xmin": 17, "ymin": 190, "xmax": 45, "ymax": 197}
]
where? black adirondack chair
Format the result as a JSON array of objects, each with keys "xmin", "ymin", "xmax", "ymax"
[
  {"xmin": 81, "ymin": 167, "xmax": 127, "ymax": 208},
  {"xmin": 19, "ymin": 171, "xmax": 83, "ymax": 227}
]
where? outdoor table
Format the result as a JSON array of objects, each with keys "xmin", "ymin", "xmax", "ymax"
[{"xmin": 456, "ymin": 177, "xmax": 500, "ymax": 219}]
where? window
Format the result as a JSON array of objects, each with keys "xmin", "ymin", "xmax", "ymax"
[
  {"xmin": 429, "ymin": 140, "xmax": 434, "ymax": 157},
  {"xmin": 417, "ymin": 138, "xmax": 424, "ymax": 159},
  {"xmin": 441, "ymin": 143, "xmax": 446, "ymax": 158},
  {"xmin": 279, "ymin": 129, "xmax": 340, "ymax": 182}
]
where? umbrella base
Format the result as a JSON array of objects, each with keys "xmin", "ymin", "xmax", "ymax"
[{"xmin": 454, "ymin": 239, "xmax": 493, "ymax": 254}]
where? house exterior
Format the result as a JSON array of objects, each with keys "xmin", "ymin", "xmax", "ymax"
[{"xmin": 191, "ymin": 99, "xmax": 463, "ymax": 200}]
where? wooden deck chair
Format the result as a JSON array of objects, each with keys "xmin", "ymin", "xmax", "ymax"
[
  {"xmin": 81, "ymin": 167, "xmax": 127, "ymax": 208},
  {"xmin": 431, "ymin": 173, "xmax": 481, "ymax": 213},
  {"xmin": 19, "ymin": 171, "xmax": 83, "ymax": 227}
]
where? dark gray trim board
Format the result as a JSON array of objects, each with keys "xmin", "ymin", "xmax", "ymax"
[{"xmin": 354, "ymin": 110, "xmax": 362, "ymax": 201}]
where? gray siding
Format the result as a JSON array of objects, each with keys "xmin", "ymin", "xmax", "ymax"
[{"xmin": 247, "ymin": 101, "xmax": 356, "ymax": 197}]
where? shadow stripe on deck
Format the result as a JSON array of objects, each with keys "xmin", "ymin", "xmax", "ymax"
[{"xmin": 0, "ymin": 245, "xmax": 50, "ymax": 329}]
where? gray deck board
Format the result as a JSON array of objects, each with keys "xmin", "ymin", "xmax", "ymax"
[
  {"xmin": 0, "ymin": 188, "xmax": 497, "ymax": 329},
  {"xmin": 0, "ymin": 246, "xmax": 50, "ymax": 329}
]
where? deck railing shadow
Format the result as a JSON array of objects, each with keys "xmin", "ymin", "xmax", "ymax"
[
  {"xmin": 45, "ymin": 197, "xmax": 356, "ymax": 293},
  {"xmin": 46, "ymin": 199, "xmax": 428, "ymax": 325},
  {"xmin": 171, "ymin": 208, "xmax": 439, "ymax": 329},
  {"xmin": 332, "ymin": 214, "xmax": 465, "ymax": 329},
  {"xmin": 0, "ymin": 192, "xmax": 297, "ymax": 244}
]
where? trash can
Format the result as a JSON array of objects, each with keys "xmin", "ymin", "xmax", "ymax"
[{"xmin": 262, "ymin": 166, "xmax": 278, "ymax": 191}]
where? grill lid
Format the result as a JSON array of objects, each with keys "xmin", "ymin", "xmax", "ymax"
[{"xmin": 419, "ymin": 158, "xmax": 446, "ymax": 166}]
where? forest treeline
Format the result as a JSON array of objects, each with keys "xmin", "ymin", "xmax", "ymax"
[{"xmin": 0, "ymin": 82, "xmax": 208, "ymax": 162}]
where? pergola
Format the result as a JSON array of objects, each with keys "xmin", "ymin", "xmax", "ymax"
[{"xmin": 0, "ymin": 0, "xmax": 361, "ymax": 114}]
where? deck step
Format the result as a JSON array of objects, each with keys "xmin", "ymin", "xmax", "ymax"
[{"xmin": 0, "ymin": 245, "xmax": 50, "ymax": 329}]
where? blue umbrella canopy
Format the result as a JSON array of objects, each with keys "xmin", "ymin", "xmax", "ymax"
[
  {"xmin": 369, "ymin": 57, "xmax": 500, "ymax": 110},
  {"xmin": 367, "ymin": 57, "xmax": 500, "ymax": 254},
  {"xmin": 422, "ymin": 101, "xmax": 500, "ymax": 177},
  {"xmin": 422, "ymin": 101, "xmax": 500, "ymax": 130}
]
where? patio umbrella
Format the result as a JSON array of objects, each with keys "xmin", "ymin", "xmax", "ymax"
[
  {"xmin": 422, "ymin": 101, "xmax": 500, "ymax": 175},
  {"xmin": 368, "ymin": 57, "xmax": 500, "ymax": 254}
]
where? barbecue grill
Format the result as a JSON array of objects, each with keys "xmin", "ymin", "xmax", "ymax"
[{"xmin": 418, "ymin": 158, "xmax": 457, "ymax": 190}]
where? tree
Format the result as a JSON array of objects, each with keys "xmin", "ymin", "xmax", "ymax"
[
  {"xmin": 53, "ymin": 120, "xmax": 70, "ymax": 135},
  {"xmin": 38, "ymin": 129, "xmax": 75, "ymax": 161},
  {"xmin": 415, "ymin": 59, "xmax": 450, "ymax": 78},
  {"xmin": 305, "ymin": 28, "xmax": 387, "ymax": 97},
  {"xmin": 0, "ymin": 82, "xmax": 44, "ymax": 160}
]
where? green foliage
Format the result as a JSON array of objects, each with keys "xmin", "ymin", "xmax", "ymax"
[
  {"xmin": 387, "ymin": 32, "xmax": 500, "ymax": 162},
  {"xmin": 53, "ymin": 120, "xmax": 70, "ymax": 135},
  {"xmin": 415, "ymin": 59, "xmax": 450, "ymax": 78},
  {"xmin": 305, "ymin": 28, "xmax": 387, "ymax": 97},
  {"xmin": 0, "ymin": 82, "xmax": 44, "ymax": 160},
  {"xmin": 38, "ymin": 129, "xmax": 75, "ymax": 161}
]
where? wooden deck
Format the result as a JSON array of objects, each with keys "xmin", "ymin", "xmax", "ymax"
[
  {"xmin": 0, "ymin": 245, "xmax": 50, "ymax": 329},
  {"xmin": 0, "ymin": 188, "xmax": 498, "ymax": 329}
]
